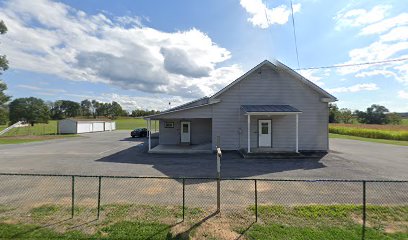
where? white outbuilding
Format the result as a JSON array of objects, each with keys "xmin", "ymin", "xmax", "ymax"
[{"xmin": 58, "ymin": 119, "xmax": 116, "ymax": 134}]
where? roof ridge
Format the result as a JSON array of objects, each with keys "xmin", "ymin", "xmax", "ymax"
[{"xmin": 210, "ymin": 59, "xmax": 337, "ymax": 101}]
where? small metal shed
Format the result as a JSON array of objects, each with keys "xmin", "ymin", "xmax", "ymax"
[{"xmin": 58, "ymin": 119, "xmax": 116, "ymax": 134}]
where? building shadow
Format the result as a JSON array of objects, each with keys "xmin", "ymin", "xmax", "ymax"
[
  {"xmin": 172, "ymin": 211, "xmax": 219, "ymax": 239},
  {"xmin": 10, "ymin": 218, "xmax": 71, "ymax": 239},
  {"xmin": 95, "ymin": 138, "xmax": 326, "ymax": 184}
]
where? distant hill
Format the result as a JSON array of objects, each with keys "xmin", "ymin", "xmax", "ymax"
[{"xmin": 397, "ymin": 112, "xmax": 408, "ymax": 118}]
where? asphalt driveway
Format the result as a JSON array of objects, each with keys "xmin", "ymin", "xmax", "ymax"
[
  {"xmin": 0, "ymin": 131, "xmax": 407, "ymax": 210},
  {"xmin": 0, "ymin": 130, "xmax": 407, "ymax": 180}
]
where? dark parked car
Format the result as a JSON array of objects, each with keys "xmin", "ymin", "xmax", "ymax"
[{"xmin": 131, "ymin": 128, "xmax": 149, "ymax": 138}]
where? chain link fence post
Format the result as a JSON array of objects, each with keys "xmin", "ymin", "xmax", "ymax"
[
  {"xmin": 97, "ymin": 176, "xmax": 102, "ymax": 219},
  {"xmin": 182, "ymin": 178, "xmax": 185, "ymax": 222},
  {"xmin": 216, "ymin": 147, "xmax": 222, "ymax": 213},
  {"xmin": 362, "ymin": 180, "xmax": 366, "ymax": 240},
  {"xmin": 71, "ymin": 176, "xmax": 75, "ymax": 218},
  {"xmin": 254, "ymin": 179, "xmax": 258, "ymax": 222}
]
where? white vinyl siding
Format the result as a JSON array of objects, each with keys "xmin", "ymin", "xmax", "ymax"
[
  {"xmin": 212, "ymin": 65, "xmax": 328, "ymax": 151},
  {"xmin": 92, "ymin": 122, "xmax": 104, "ymax": 132},
  {"xmin": 77, "ymin": 123, "xmax": 93, "ymax": 133},
  {"xmin": 58, "ymin": 119, "xmax": 116, "ymax": 134},
  {"xmin": 159, "ymin": 119, "xmax": 212, "ymax": 145}
]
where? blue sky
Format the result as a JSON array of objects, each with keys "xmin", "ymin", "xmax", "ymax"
[{"xmin": 0, "ymin": 0, "xmax": 407, "ymax": 111}]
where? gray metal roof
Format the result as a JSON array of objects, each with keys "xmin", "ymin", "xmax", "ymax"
[
  {"xmin": 166, "ymin": 97, "xmax": 209, "ymax": 112},
  {"xmin": 241, "ymin": 105, "xmax": 301, "ymax": 113}
]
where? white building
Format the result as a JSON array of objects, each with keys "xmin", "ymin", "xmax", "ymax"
[{"xmin": 58, "ymin": 119, "xmax": 116, "ymax": 134}]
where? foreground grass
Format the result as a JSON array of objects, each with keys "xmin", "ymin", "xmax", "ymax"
[
  {"xmin": 0, "ymin": 204, "xmax": 406, "ymax": 239},
  {"xmin": 244, "ymin": 205, "xmax": 408, "ymax": 240},
  {"xmin": 330, "ymin": 133, "xmax": 408, "ymax": 146}
]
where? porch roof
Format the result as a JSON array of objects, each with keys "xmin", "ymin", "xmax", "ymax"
[{"xmin": 241, "ymin": 105, "xmax": 301, "ymax": 115}]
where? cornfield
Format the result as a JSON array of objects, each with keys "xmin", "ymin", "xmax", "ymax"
[{"xmin": 329, "ymin": 124, "xmax": 408, "ymax": 141}]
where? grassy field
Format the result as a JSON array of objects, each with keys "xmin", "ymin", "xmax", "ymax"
[
  {"xmin": 115, "ymin": 118, "xmax": 159, "ymax": 130},
  {"xmin": 0, "ymin": 118, "xmax": 158, "ymax": 144},
  {"xmin": 329, "ymin": 133, "xmax": 408, "ymax": 146},
  {"xmin": 0, "ymin": 204, "xmax": 406, "ymax": 239},
  {"xmin": 0, "ymin": 121, "xmax": 59, "ymax": 137},
  {"xmin": 329, "ymin": 123, "xmax": 408, "ymax": 141},
  {"xmin": 0, "ymin": 135, "xmax": 78, "ymax": 144}
]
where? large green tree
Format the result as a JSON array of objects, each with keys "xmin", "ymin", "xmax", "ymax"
[
  {"xmin": 338, "ymin": 108, "xmax": 353, "ymax": 124},
  {"xmin": 355, "ymin": 104, "xmax": 389, "ymax": 124},
  {"xmin": 109, "ymin": 101, "xmax": 123, "ymax": 119},
  {"xmin": 0, "ymin": 20, "xmax": 10, "ymax": 125},
  {"xmin": 9, "ymin": 97, "xmax": 50, "ymax": 126},
  {"xmin": 50, "ymin": 100, "xmax": 81, "ymax": 119},
  {"xmin": 80, "ymin": 99, "xmax": 92, "ymax": 117},
  {"xmin": 328, "ymin": 103, "xmax": 340, "ymax": 123}
]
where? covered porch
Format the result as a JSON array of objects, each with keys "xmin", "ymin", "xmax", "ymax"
[
  {"xmin": 241, "ymin": 105, "xmax": 302, "ymax": 154},
  {"xmin": 146, "ymin": 117, "xmax": 212, "ymax": 154}
]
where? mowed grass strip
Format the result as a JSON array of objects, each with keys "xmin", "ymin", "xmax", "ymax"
[
  {"xmin": 1, "ymin": 121, "xmax": 58, "ymax": 137},
  {"xmin": 244, "ymin": 205, "xmax": 408, "ymax": 240},
  {"xmin": 115, "ymin": 118, "xmax": 159, "ymax": 130},
  {"xmin": 0, "ymin": 135, "xmax": 78, "ymax": 144},
  {"xmin": 329, "ymin": 124, "xmax": 408, "ymax": 141},
  {"xmin": 0, "ymin": 204, "xmax": 406, "ymax": 239}
]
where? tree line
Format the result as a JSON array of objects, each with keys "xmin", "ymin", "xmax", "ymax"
[
  {"xmin": 3, "ymin": 97, "xmax": 160, "ymax": 126},
  {"xmin": 329, "ymin": 103, "xmax": 402, "ymax": 125}
]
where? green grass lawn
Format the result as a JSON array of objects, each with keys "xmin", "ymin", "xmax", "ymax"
[
  {"xmin": 115, "ymin": 118, "xmax": 159, "ymax": 130},
  {"xmin": 330, "ymin": 133, "xmax": 408, "ymax": 146},
  {"xmin": 0, "ymin": 204, "xmax": 406, "ymax": 239},
  {"xmin": 1, "ymin": 121, "xmax": 59, "ymax": 137},
  {"xmin": 243, "ymin": 205, "xmax": 408, "ymax": 240},
  {"xmin": 0, "ymin": 135, "xmax": 78, "ymax": 144},
  {"xmin": 0, "ymin": 118, "xmax": 158, "ymax": 139}
]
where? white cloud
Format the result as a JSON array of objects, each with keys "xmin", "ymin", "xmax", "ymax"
[
  {"xmin": 240, "ymin": 0, "xmax": 301, "ymax": 28},
  {"xmin": 335, "ymin": 9, "xmax": 408, "ymax": 86},
  {"xmin": 398, "ymin": 90, "xmax": 408, "ymax": 99},
  {"xmin": 297, "ymin": 69, "xmax": 330, "ymax": 86},
  {"xmin": 334, "ymin": 6, "xmax": 408, "ymax": 86},
  {"xmin": 378, "ymin": 26, "xmax": 408, "ymax": 42},
  {"xmin": 360, "ymin": 13, "xmax": 408, "ymax": 35},
  {"xmin": 328, "ymin": 83, "xmax": 379, "ymax": 94},
  {"xmin": 334, "ymin": 5, "xmax": 391, "ymax": 30},
  {"xmin": 16, "ymin": 84, "xmax": 67, "ymax": 96},
  {"xmin": 0, "ymin": 0, "xmax": 243, "ymax": 99},
  {"xmin": 355, "ymin": 69, "xmax": 397, "ymax": 79}
]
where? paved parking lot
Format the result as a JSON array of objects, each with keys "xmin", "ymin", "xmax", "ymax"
[
  {"xmin": 0, "ymin": 130, "xmax": 407, "ymax": 180},
  {"xmin": 0, "ymin": 131, "xmax": 407, "ymax": 209}
]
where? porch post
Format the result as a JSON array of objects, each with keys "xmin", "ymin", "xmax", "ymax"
[
  {"xmin": 148, "ymin": 119, "xmax": 151, "ymax": 151},
  {"xmin": 295, "ymin": 113, "xmax": 299, "ymax": 153},
  {"xmin": 247, "ymin": 114, "xmax": 251, "ymax": 153}
]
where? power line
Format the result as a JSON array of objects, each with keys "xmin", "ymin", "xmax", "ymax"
[
  {"xmin": 294, "ymin": 57, "xmax": 408, "ymax": 71},
  {"xmin": 290, "ymin": 0, "xmax": 300, "ymax": 69}
]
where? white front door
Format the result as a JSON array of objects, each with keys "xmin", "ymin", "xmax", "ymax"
[
  {"xmin": 180, "ymin": 121, "xmax": 191, "ymax": 143},
  {"xmin": 258, "ymin": 120, "xmax": 272, "ymax": 147}
]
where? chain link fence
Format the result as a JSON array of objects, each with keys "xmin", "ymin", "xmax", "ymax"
[{"xmin": 0, "ymin": 173, "xmax": 406, "ymax": 239}]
